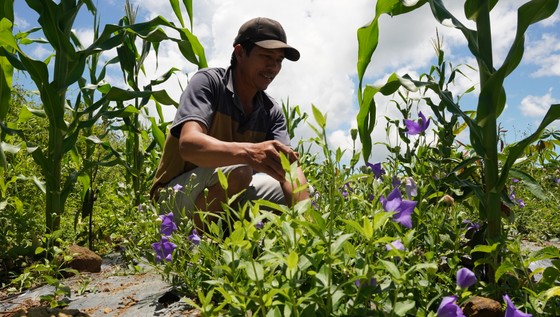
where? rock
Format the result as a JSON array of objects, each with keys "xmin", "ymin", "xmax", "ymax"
[
  {"xmin": 12, "ymin": 307, "xmax": 90, "ymax": 317},
  {"xmin": 463, "ymin": 296, "xmax": 502, "ymax": 317},
  {"xmin": 66, "ymin": 245, "xmax": 102, "ymax": 273}
]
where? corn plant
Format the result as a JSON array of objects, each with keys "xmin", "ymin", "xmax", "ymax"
[
  {"xmin": 0, "ymin": 0, "xmax": 15, "ymax": 169},
  {"xmin": 0, "ymin": 0, "xmax": 206, "ymax": 235},
  {"xmin": 356, "ymin": 0, "xmax": 560, "ymax": 281}
]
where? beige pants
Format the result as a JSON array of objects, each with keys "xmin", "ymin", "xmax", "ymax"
[{"xmin": 158, "ymin": 165, "xmax": 286, "ymax": 218}]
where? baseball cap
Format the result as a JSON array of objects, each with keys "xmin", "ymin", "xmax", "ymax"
[{"xmin": 233, "ymin": 17, "xmax": 300, "ymax": 61}]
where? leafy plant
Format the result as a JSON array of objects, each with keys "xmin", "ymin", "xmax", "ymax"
[{"xmin": 356, "ymin": 0, "xmax": 560, "ymax": 280}]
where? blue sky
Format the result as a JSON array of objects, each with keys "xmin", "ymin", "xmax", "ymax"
[{"xmin": 13, "ymin": 0, "xmax": 560, "ymax": 163}]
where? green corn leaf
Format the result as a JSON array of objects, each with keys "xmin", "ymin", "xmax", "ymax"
[
  {"xmin": 508, "ymin": 168, "xmax": 547, "ymax": 200},
  {"xmin": 464, "ymin": 0, "xmax": 499, "ymax": 21},
  {"xmin": 169, "ymin": 0, "xmax": 184, "ymax": 28},
  {"xmin": 498, "ymin": 104, "xmax": 560, "ymax": 190},
  {"xmin": 356, "ymin": 0, "xmax": 427, "ymax": 93},
  {"xmin": 149, "ymin": 117, "xmax": 166, "ymax": 149},
  {"xmin": 500, "ymin": 0, "xmax": 559, "ymax": 78}
]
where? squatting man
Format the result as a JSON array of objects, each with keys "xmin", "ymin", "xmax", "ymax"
[{"xmin": 150, "ymin": 17, "xmax": 310, "ymax": 231}]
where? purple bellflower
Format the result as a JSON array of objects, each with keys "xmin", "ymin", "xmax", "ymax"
[
  {"xmin": 404, "ymin": 111, "xmax": 430, "ymax": 135},
  {"xmin": 380, "ymin": 188, "xmax": 417, "ymax": 228},
  {"xmin": 172, "ymin": 183, "xmax": 183, "ymax": 192},
  {"xmin": 386, "ymin": 239, "xmax": 405, "ymax": 251},
  {"xmin": 504, "ymin": 295, "xmax": 532, "ymax": 317},
  {"xmin": 392, "ymin": 176, "xmax": 401, "ymax": 188},
  {"xmin": 152, "ymin": 236, "xmax": 177, "ymax": 262},
  {"xmin": 366, "ymin": 162, "xmax": 386, "ymax": 179},
  {"xmin": 437, "ymin": 296, "xmax": 465, "ymax": 317},
  {"xmin": 188, "ymin": 229, "xmax": 201, "ymax": 246},
  {"xmin": 456, "ymin": 268, "xmax": 477, "ymax": 288},
  {"xmin": 159, "ymin": 212, "xmax": 178, "ymax": 236},
  {"xmin": 404, "ymin": 177, "xmax": 417, "ymax": 199},
  {"xmin": 355, "ymin": 277, "xmax": 377, "ymax": 288}
]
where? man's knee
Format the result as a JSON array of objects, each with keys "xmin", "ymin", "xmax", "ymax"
[{"xmin": 226, "ymin": 165, "xmax": 253, "ymax": 193}]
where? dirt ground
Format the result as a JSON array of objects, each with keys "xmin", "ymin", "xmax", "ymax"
[{"xmin": 0, "ymin": 254, "xmax": 199, "ymax": 317}]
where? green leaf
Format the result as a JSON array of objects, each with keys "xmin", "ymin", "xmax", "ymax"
[
  {"xmin": 245, "ymin": 261, "xmax": 264, "ymax": 281},
  {"xmin": 464, "ymin": 0, "xmax": 499, "ymax": 21},
  {"xmin": 363, "ymin": 216, "xmax": 373, "ymax": 239},
  {"xmin": 495, "ymin": 259, "xmax": 515, "ymax": 282},
  {"xmin": 374, "ymin": 210, "xmax": 394, "ymax": 231},
  {"xmin": 35, "ymin": 246, "xmax": 45, "ymax": 255},
  {"xmin": 380, "ymin": 259, "xmax": 401, "ymax": 279},
  {"xmin": 341, "ymin": 219, "xmax": 366, "ymax": 238},
  {"xmin": 357, "ymin": 0, "xmax": 427, "ymax": 90},
  {"xmin": 311, "ymin": 104, "xmax": 326, "ymax": 129},
  {"xmin": 498, "ymin": 104, "xmax": 560, "ymax": 190},
  {"xmin": 546, "ymin": 286, "xmax": 560, "ymax": 299},
  {"xmin": 332, "ymin": 233, "xmax": 353, "ymax": 256},
  {"xmin": 286, "ymin": 250, "xmax": 298, "ymax": 270},
  {"xmin": 169, "ymin": 0, "xmax": 185, "ymax": 28},
  {"xmin": 471, "ymin": 242, "xmax": 499, "ymax": 254},
  {"xmin": 508, "ymin": 168, "xmax": 547, "ymax": 200},
  {"xmin": 394, "ymin": 300, "xmax": 415, "ymax": 316},
  {"xmin": 149, "ymin": 118, "xmax": 166, "ymax": 149}
]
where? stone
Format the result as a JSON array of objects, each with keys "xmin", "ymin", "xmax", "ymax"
[
  {"xmin": 12, "ymin": 307, "xmax": 90, "ymax": 317},
  {"xmin": 66, "ymin": 245, "xmax": 102, "ymax": 273},
  {"xmin": 463, "ymin": 296, "xmax": 502, "ymax": 317}
]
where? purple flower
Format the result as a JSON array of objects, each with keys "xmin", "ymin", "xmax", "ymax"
[
  {"xmin": 188, "ymin": 229, "xmax": 201, "ymax": 246},
  {"xmin": 386, "ymin": 239, "xmax": 405, "ymax": 251},
  {"xmin": 340, "ymin": 182, "xmax": 353, "ymax": 199},
  {"xmin": 152, "ymin": 236, "xmax": 177, "ymax": 262},
  {"xmin": 554, "ymin": 177, "xmax": 560, "ymax": 185},
  {"xmin": 509, "ymin": 186, "xmax": 516, "ymax": 201},
  {"xmin": 392, "ymin": 176, "xmax": 401, "ymax": 188},
  {"xmin": 355, "ymin": 277, "xmax": 377, "ymax": 288},
  {"xmin": 366, "ymin": 162, "xmax": 385, "ymax": 179},
  {"xmin": 504, "ymin": 295, "xmax": 532, "ymax": 317},
  {"xmin": 404, "ymin": 111, "xmax": 430, "ymax": 135},
  {"xmin": 256, "ymin": 221, "xmax": 264, "ymax": 229},
  {"xmin": 464, "ymin": 220, "xmax": 481, "ymax": 232},
  {"xmin": 172, "ymin": 183, "xmax": 183, "ymax": 192},
  {"xmin": 456, "ymin": 268, "xmax": 477, "ymax": 288},
  {"xmin": 517, "ymin": 199, "xmax": 526, "ymax": 208},
  {"xmin": 380, "ymin": 188, "xmax": 417, "ymax": 228},
  {"xmin": 404, "ymin": 177, "xmax": 417, "ymax": 199},
  {"xmin": 159, "ymin": 212, "xmax": 178, "ymax": 236},
  {"xmin": 512, "ymin": 178, "xmax": 520, "ymax": 183},
  {"xmin": 437, "ymin": 296, "xmax": 465, "ymax": 317}
]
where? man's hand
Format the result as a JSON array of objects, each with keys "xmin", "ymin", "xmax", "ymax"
[{"xmin": 246, "ymin": 140, "xmax": 299, "ymax": 182}]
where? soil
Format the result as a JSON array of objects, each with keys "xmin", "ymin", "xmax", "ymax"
[
  {"xmin": 1, "ymin": 240, "xmax": 558, "ymax": 316},
  {"xmin": 0, "ymin": 254, "xmax": 199, "ymax": 317}
]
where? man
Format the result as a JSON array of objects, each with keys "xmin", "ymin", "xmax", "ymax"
[{"xmin": 150, "ymin": 17, "xmax": 310, "ymax": 230}]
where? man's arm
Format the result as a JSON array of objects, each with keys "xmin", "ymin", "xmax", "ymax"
[
  {"xmin": 179, "ymin": 121, "xmax": 300, "ymax": 183},
  {"xmin": 281, "ymin": 166, "xmax": 310, "ymax": 206}
]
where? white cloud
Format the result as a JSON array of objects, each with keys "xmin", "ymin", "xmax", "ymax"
[
  {"xmin": 519, "ymin": 89, "xmax": 559, "ymax": 118},
  {"xmin": 525, "ymin": 33, "xmax": 560, "ymax": 77},
  {"xmin": 14, "ymin": 0, "xmax": 560, "ymax": 164}
]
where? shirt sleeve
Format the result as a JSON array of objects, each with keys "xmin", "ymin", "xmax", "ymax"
[
  {"xmin": 170, "ymin": 70, "xmax": 217, "ymax": 138},
  {"xmin": 267, "ymin": 103, "xmax": 291, "ymax": 147}
]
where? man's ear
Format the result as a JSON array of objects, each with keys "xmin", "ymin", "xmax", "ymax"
[{"xmin": 233, "ymin": 44, "xmax": 244, "ymax": 61}]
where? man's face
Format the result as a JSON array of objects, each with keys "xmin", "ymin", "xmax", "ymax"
[{"xmin": 237, "ymin": 45, "xmax": 285, "ymax": 91}]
